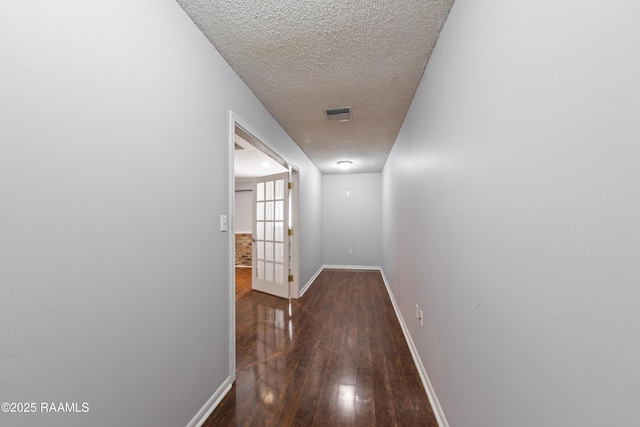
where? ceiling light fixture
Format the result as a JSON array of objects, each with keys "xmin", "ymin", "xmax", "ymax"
[{"xmin": 337, "ymin": 160, "xmax": 353, "ymax": 170}]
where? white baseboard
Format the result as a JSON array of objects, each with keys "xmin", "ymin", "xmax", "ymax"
[
  {"xmin": 378, "ymin": 269, "xmax": 449, "ymax": 427},
  {"xmin": 186, "ymin": 376, "xmax": 234, "ymax": 427},
  {"xmin": 322, "ymin": 264, "xmax": 381, "ymax": 270},
  {"xmin": 299, "ymin": 265, "xmax": 324, "ymax": 297}
]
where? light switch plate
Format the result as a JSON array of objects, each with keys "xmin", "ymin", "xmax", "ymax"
[{"xmin": 220, "ymin": 215, "xmax": 228, "ymax": 232}]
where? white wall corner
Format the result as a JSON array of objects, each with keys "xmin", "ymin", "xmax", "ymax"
[
  {"xmin": 299, "ymin": 264, "xmax": 325, "ymax": 297},
  {"xmin": 378, "ymin": 269, "xmax": 450, "ymax": 427},
  {"xmin": 186, "ymin": 376, "xmax": 234, "ymax": 427}
]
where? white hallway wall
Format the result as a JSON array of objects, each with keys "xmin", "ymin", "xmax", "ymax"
[
  {"xmin": 322, "ymin": 173, "xmax": 382, "ymax": 267},
  {"xmin": 382, "ymin": 0, "xmax": 640, "ymax": 426},
  {"xmin": 234, "ymin": 179, "xmax": 253, "ymax": 234},
  {"xmin": 0, "ymin": 1, "xmax": 322, "ymax": 426}
]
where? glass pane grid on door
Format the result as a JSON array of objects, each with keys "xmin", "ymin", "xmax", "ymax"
[{"xmin": 255, "ymin": 177, "xmax": 287, "ymax": 284}]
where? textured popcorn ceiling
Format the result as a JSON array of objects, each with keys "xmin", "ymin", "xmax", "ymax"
[{"xmin": 176, "ymin": 0, "xmax": 454, "ymax": 174}]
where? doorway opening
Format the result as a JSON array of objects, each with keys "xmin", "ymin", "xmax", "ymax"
[{"xmin": 228, "ymin": 112, "xmax": 300, "ymax": 379}]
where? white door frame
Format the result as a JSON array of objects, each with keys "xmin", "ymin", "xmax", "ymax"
[{"xmin": 227, "ymin": 110, "xmax": 300, "ymax": 380}]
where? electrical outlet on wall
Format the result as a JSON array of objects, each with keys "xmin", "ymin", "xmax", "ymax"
[{"xmin": 348, "ymin": 249, "xmax": 353, "ymax": 255}]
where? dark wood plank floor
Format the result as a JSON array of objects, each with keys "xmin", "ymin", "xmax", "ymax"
[
  {"xmin": 206, "ymin": 268, "xmax": 437, "ymax": 426},
  {"xmin": 235, "ymin": 267, "xmax": 253, "ymax": 300}
]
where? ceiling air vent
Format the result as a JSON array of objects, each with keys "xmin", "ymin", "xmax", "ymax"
[{"xmin": 324, "ymin": 106, "xmax": 352, "ymax": 122}]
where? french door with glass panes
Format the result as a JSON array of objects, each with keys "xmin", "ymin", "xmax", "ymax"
[{"xmin": 252, "ymin": 172, "xmax": 290, "ymax": 299}]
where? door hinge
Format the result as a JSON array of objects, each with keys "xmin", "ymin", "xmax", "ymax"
[
  {"xmin": 288, "ymin": 229, "xmax": 294, "ymax": 236},
  {"xmin": 288, "ymin": 182, "xmax": 294, "ymax": 190},
  {"xmin": 288, "ymin": 275, "xmax": 294, "ymax": 282}
]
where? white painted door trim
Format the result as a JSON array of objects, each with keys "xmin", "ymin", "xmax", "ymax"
[{"xmin": 226, "ymin": 109, "xmax": 301, "ymax": 401}]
